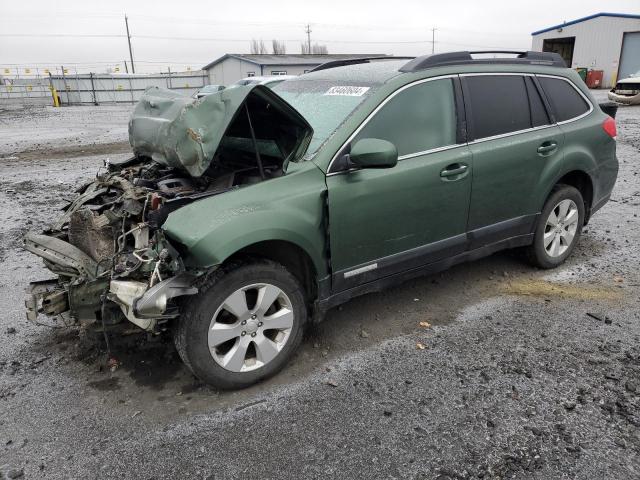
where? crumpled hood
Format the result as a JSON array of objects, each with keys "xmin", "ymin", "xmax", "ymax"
[{"xmin": 128, "ymin": 85, "xmax": 313, "ymax": 177}]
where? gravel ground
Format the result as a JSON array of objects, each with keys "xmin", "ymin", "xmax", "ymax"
[
  {"xmin": 0, "ymin": 94, "xmax": 639, "ymax": 479},
  {"xmin": 0, "ymin": 103, "xmax": 132, "ymax": 158}
]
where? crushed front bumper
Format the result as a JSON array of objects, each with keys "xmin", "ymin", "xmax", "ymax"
[
  {"xmin": 24, "ymin": 232, "xmax": 199, "ymax": 332},
  {"xmin": 25, "ymin": 279, "xmax": 69, "ymax": 323}
]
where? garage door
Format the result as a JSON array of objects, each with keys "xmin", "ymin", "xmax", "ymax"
[{"xmin": 619, "ymin": 31, "xmax": 640, "ymax": 80}]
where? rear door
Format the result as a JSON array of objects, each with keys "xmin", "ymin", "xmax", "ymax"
[
  {"xmin": 462, "ymin": 74, "xmax": 564, "ymax": 248},
  {"xmin": 326, "ymin": 77, "xmax": 473, "ymax": 291}
]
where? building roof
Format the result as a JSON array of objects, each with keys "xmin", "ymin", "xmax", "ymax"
[
  {"xmin": 202, "ymin": 54, "xmax": 386, "ymax": 71},
  {"xmin": 532, "ymin": 12, "xmax": 640, "ymax": 35}
]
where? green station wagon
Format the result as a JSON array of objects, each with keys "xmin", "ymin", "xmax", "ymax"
[{"xmin": 25, "ymin": 51, "xmax": 618, "ymax": 388}]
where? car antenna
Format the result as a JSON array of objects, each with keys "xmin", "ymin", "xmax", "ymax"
[{"xmin": 244, "ymin": 101, "xmax": 266, "ymax": 180}]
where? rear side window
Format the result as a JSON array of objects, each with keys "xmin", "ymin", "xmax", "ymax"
[
  {"xmin": 525, "ymin": 77, "xmax": 550, "ymax": 127},
  {"xmin": 354, "ymin": 78, "xmax": 457, "ymax": 157},
  {"xmin": 464, "ymin": 75, "xmax": 531, "ymax": 139},
  {"xmin": 538, "ymin": 77, "xmax": 590, "ymax": 122}
]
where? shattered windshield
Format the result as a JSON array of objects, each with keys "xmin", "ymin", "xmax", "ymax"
[{"xmin": 274, "ymin": 79, "xmax": 379, "ymax": 157}]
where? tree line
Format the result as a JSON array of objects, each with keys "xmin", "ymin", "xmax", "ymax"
[{"xmin": 250, "ymin": 39, "xmax": 328, "ymax": 55}]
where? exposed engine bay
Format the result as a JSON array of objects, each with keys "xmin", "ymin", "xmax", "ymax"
[
  {"xmin": 23, "ymin": 84, "xmax": 313, "ymax": 333},
  {"xmin": 24, "ymin": 153, "xmax": 282, "ymax": 332}
]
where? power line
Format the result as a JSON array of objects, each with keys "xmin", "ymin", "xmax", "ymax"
[
  {"xmin": 0, "ymin": 32, "xmax": 528, "ymax": 50},
  {"xmin": 1, "ymin": 12, "xmax": 526, "ymax": 35},
  {"xmin": 132, "ymin": 35, "xmax": 528, "ymax": 48}
]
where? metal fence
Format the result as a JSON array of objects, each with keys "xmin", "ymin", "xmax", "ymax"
[
  {"xmin": 1, "ymin": 70, "xmax": 208, "ymax": 106},
  {"xmin": 0, "ymin": 83, "xmax": 52, "ymax": 105}
]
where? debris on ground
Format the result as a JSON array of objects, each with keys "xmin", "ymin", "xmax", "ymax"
[
  {"xmin": 419, "ymin": 321, "xmax": 432, "ymax": 328},
  {"xmin": 586, "ymin": 312, "xmax": 613, "ymax": 324},
  {"xmin": 107, "ymin": 357, "xmax": 120, "ymax": 372}
]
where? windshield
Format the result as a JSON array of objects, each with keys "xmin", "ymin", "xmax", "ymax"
[{"xmin": 274, "ymin": 79, "xmax": 379, "ymax": 156}]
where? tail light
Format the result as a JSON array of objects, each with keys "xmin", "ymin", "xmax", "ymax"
[{"xmin": 602, "ymin": 116, "xmax": 617, "ymax": 139}]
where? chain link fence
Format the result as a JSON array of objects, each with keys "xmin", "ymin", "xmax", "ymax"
[{"xmin": 1, "ymin": 70, "xmax": 207, "ymax": 106}]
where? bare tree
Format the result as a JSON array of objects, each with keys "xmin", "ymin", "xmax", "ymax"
[
  {"xmin": 272, "ymin": 39, "xmax": 286, "ymax": 55},
  {"xmin": 312, "ymin": 44, "xmax": 328, "ymax": 54},
  {"xmin": 250, "ymin": 39, "xmax": 267, "ymax": 54},
  {"xmin": 301, "ymin": 43, "xmax": 328, "ymax": 54}
]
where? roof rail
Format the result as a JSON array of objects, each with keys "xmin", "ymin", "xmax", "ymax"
[
  {"xmin": 308, "ymin": 56, "xmax": 415, "ymax": 73},
  {"xmin": 399, "ymin": 51, "xmax": 566, "ymax": 72}
]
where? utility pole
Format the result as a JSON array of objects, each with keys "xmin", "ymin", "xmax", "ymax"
[
  {"xmin": 305, "ymin": 24, "xmax": 312, "ymax": 54},
  {"xmin": 431, "ymin": 28, "xmax": 437, "ymax": 54},
  {"xmin": 125, "ymin": 15, "xmax": 135, "ymax": 73},
  {"xmin": 431, "ymin": 28, "xmax": 437, "ymax": 55}
]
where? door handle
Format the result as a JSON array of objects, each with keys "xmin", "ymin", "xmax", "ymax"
[
  {"xmin": 440, "ymin": 163, "xmax": 468, "ymax": 178},
  {"xmin": 537, "ymin": 141, "xmax": 558, "ymax": 155}
]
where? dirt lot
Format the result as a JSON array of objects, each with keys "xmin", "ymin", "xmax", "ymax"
[{"xmin": 0, "ymin": 94, "xmax": 639, "ymax": 479}]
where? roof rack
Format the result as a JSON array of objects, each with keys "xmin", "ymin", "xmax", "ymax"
[
  {"xmin": 399, "ymin": 51, "xmax": 566, "ymax": 72},
  {"xmin": 308, "ymin": 56, "xmax": 415, "ymax": 73}
]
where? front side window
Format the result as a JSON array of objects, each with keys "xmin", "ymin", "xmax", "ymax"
[
  {"xmin": 353, "ymin": 78, "xmax": 457, "ymax": 157},
  {"xmin": 538, "ymin": 76, "xmax": 590, "ymax": 122},
  {"xmin": 465, "ymin": 75, "xmax": 531, "ymax": 139}
]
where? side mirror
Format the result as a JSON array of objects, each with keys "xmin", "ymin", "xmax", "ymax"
[{"xmin": 349, "ymin": 138, "xmax": 398, "ymax": 169}]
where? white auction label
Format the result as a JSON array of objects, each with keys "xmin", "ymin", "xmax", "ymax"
[{"xmin": 324, "ymin": 86, "xmax": 370, "ymax": 96}]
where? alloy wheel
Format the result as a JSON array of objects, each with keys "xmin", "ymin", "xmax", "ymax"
[
  {"xmin": 207, "ymin": 283, "xmax": 294, "ymax": 372},
  {"xmin": 544, "ymin": 199, "xmax": 579, "ymax": 258}
]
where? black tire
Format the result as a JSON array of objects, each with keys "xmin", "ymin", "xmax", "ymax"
[
  {"xmin": 527, "ymin": 184, "xmax": 585, "ymax": 269},
  {"xmin": 174, "ymin": 259, "xmax": 307, "ymax": 389}
]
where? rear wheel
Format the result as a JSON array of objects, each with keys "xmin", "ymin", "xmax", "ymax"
[
  {"xmin": 175, "ymin": 260, "xmax": 307, "ymax": 389},
  {"xmin": 527, "ymin": 185, "xmax": 585, "ymax": 269}
]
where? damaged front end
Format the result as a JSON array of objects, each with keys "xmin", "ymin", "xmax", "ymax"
[
  {"xmin": 23, "ymin": 84, "xmax": 312, "ymax": 334},
  {"xmin": 23, "ymin": 162, "xmax": 202, "ymax": 333}
]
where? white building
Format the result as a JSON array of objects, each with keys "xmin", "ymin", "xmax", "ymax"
[
  {"xmin": 531, "ymin": 12, "xmax": 640, "ymax": 88},
  {"xmin": 202, "ymin": 54, "xmax": 385, "ymax": 86}
]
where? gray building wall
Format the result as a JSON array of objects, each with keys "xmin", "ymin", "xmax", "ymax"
[
  {"xmin": 207, "ymin": 57, "xmax": 258, "ymax": 85},
  {"xmin": 207, "ymin": 59, "xmax": 316, "ymax": 85},
  {"xmin": 532, "ymin": 16, "xmax": 640, "ymax": 88}
]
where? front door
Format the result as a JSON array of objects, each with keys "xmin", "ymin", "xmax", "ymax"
[{"xmin": 326, "ymin": 77, "xmax": 472, "ymax": 292}]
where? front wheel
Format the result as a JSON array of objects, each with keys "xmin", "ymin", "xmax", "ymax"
[
  {"xmin": 174, "ymin": 260, "xmax": 307, "ymax": 389},
  {"xmin": 527, "ymin": 185, "xmax": 585, "ymax": 269}
]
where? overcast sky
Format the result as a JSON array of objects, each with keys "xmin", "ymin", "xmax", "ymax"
[{"xmin": 1, "ymin": 0, "xmax": 638, "ymax": 75}]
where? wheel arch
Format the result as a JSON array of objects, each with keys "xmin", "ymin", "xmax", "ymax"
[
  {"xmin": 545, "ymin": 169, "xmax": 595, "ymax": 223},
  {"xmin": 226, "ymin": 239, "xmax": 319, "ymax": 302}
]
